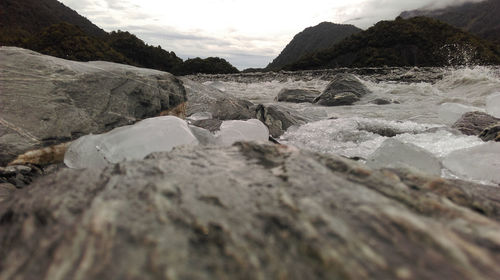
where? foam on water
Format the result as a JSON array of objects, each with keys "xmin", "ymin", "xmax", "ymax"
[{"xmin": 280, "ymin": 117, "xmax": 441, "ymax": 159}]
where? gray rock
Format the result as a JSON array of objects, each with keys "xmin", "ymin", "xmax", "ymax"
[
  {"xmin": 275, "ymin": 88, "xmax": 320, "ymax": 103},
  {"xmin": 0, "ymin": 47, "xmax": 186, "ymax": 165},
  {"xmin": 372, "ymin": 98, "xmax": 392, "ymax": 105},
  {"xmin": 1, "ymin": 142, "xmax": 500, "ymax": 279},
  {"xmin": 313, "ymin": 73, "xmax": 371, "ymax": 106},
  {"xmin": 181, "ymin": 78, "xmax": 255, "ymax": 120},
  {"xmin": 451, "ymin": 111, "xmax": 500, "ymax": 136},
  {"xmin": 255, "ymin": 104, "xmax": 308, "ymax": 137},
  {"xmin": 479, "ymin": 124, "xmax": 500, "ymax": 142}
]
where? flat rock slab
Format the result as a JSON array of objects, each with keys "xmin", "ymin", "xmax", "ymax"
[
  {"xmin": 0, "ymin": 47, "xmax": 186, "ymax": 165},
  {"xmin": 1, "ymin": 143, "xmax": 500, "ymax": 279}
]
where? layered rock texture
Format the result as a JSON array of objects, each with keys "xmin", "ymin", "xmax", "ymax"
[
  {"xmin": 1, "ymin": 142, "xmax": 500, "ymax": 279},
  {"xmin": 0, "ymin": 47, "xmax": 186, "ymax": 165}
]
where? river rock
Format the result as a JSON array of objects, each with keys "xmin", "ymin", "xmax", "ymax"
[
  {"xmin": 451, "ymin": 111, "xmax": 500, "ymax": 136},
  {"xmin": 479, "ymin": 124, "xmax": 500, "ymax": 142},
  {"xmin": 371, "ymin": 98, "xmax": 392, "ymax": 105},
  {"xmin": 275, "ymin": 88, "xmax": 320, "ymax": 103},
  {"xmin": 0, "ymin": 47, "xmax": 186, "ymax": 166},
  {"xmin": 255, "ymin": 104, "xmax": 309, "ymax": 137},
  {"xmin": 181, "ymin": 78, "xmax": 255, "ymax": 120},
  {"xmin": 313, "ymin": 73, "xmax": 370, "ymax": 106},
  {"xmin": 1, "ymin": 142, "xmax": 500, "ymax": 279}
]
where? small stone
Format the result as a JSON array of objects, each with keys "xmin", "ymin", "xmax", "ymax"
[{"xmin": 479, "ymin": 125, "xmax": 500, "ymax": 142}]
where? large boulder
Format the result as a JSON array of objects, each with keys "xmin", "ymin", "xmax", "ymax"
[
  {"xmin": 313, "ymin": 73, "xmax": 371, "ymax": 106},
  {"xmin": 1, "ymin": 142, "xmax": 500, "ymax": 279},
  {"xmin": 0, "ymin": 47, "xmax": 186, "ymax": 166},
  {"xmin": 451, "ymin": 111, "xmax": 500, "ymax": 136},
  {"xmin": 275, "ymin": 88, "xmax": 320, "ymax": 103},
  {"xmin": 181, "ymin": 78, "xmax": 255, "ymax": 120}
]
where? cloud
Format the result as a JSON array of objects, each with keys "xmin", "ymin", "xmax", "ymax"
[{"xmin": 342, "ymin": 0, "xmax": 487, "ymax": 28}]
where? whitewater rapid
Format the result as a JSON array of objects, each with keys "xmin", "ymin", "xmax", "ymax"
[{"xmin": 194, "ymin": 66, "xmax": 500, "ymax": 185}]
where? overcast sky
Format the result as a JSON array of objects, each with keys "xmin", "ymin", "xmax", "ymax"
[{"xmin": 59, "ymin": 0, "xmax": 484, "ymax": 69}]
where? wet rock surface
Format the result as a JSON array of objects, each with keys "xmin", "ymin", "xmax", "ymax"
[
  {"xmin": 313, "ymin": 73, "xmax": 371, "ymax": 106},
  {"xmin": 0, "ymin": 47, "xmax": 187, "ymax": 165},
  {"xmin": 275, "ymin": 88, "xmax": 320, "ymax": 103},
  {"xmin": 1, "ymin": 142, "xmax": 500, "ymax": 280},
  {"xmin": 451, "ymin": 111, "xmax": 500, "ymax": 136},
  {"xmin": 255, "ymin": 104, "xmax": 309, "ymax": 137}
]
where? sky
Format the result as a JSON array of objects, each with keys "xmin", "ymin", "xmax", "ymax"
[{"xmin": 59, "ymin": 0, "xmax": 485, "ymax": 70}]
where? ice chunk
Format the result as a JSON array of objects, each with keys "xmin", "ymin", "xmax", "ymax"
[
  {"xmin": 394, "ymin": 129, "xmax": 483, "ymax": 158},
  {"xmin": 486, "ymin": 92, "xmax": 500, "ymax": 118},
  {"xmin": 279, "ymin": 117, "xmax": 438, "ymax": 159},
  {"xmin": 366, "ymin": 138, "xmax": 441, "ymax": 176},
  {"xmin": 187, "ymin": 112, "xmax": 213, "ymax": 121},
  {"xmin": 215, "ymin": 119, "xmax": 269, "ymax": 146},
  {"xmin": 65, "ymin": 116, "xmax": 199, "ymax": 169},
  {"xmin": 64, "ymin": 134, "xmax": 109, "ymax": 169},
  {"xmin": 443, "ymin": 142, "xmax": 500, "ymax": 184},
  {"xmin": 438, "ymin": 103, "xmax": 483, "ymax": 124}
]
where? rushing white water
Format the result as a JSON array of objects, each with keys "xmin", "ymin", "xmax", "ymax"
[{"xmin": 196, "ymin": 66, "xmax": 500, "ymax": 185}]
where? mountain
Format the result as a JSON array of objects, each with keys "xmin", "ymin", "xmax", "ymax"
[
  {"xmin": 0, "ymin": 0, "xmax": 106, "ymax": 45},
  {"xmin": 400, "ymin": 0, "xmax": 500, "ymax": 44},
  {"xmin": 266, "ymin": 22, "xmax": 362, "ymax": 70},
  {"xmin": 284, "ymin": 17, "xmax": 500, "ymax": 70},
  {"xmin": 0, "ymin": 0, "xmax": 239, "ymax": 75}
]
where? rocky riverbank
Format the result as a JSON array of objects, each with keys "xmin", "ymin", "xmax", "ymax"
[{"xmin": 2, "ymin": 47, "xmax": 500, "ymax": 279}]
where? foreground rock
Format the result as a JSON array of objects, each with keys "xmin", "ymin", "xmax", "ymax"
[
  {"xmin": 0, "ymin": 47, "xmax": 186, "ymax": 166},
  {"xmin": 451, "ymin": 111, "xmax": 500, "ymax": 136},
  {"xmin": 1, "ymin": 142, "xmax": 500, "ymax": 279},
  {"xmin": 313, "ymin": 73, "xmax": 371, "ymax": 106},
  {"xmin": 275, "ymin": 88, "xmax": 320, "ymax": 103}
]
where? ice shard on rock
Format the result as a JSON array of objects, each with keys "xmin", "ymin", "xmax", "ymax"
[
  {"xmin": 486, "ymin": 92, "xmax": 500, "ymax": 118},
  {"xmin": 366, "ymin": 138, "xmax": 442, "ymax": 176},
  {"xmin": 443, "ymin": 142, "xmax": 500, "ymax": 184},
  {"xmin": 63, "ymin": 134, "xmax": 109, "ymax": 169},
  {"xmin": 215, "ymin": 119, "xmax": 269, "ymax": 146},
  {"xmin": 438, "ymin": 103, "xmax": 483, "ymax": 124},
  {"xmin": 64, "ymin": 116, "xmax": 199, "ymax": 169}
]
